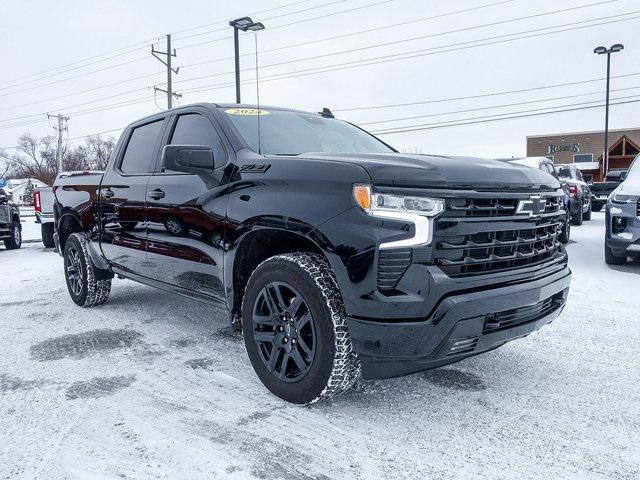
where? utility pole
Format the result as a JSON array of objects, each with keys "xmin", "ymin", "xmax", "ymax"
[
  {"xmin": 46, "ymin": 113, "xmax": 69, "ymax": 174},
  {"xmin": 152, "ymin": 34, "xmax": 181, "ymax": 109}
]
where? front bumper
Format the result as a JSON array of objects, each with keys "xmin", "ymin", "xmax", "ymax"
[
  {"xmin": 347, "ymin": 266, "xmax": 571, "ymax": 379},
  {"xmin": 605, "ymin": 202, "xmax": 640, "ymax": 256}
]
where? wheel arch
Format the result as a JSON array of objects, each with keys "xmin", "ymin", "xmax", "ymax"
[{"xmin": 227, "ymin": 226, "xmax": 327, "ymax": 328}]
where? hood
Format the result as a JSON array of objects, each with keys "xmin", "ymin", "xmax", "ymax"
[{"xmin": 301, "ymin": 153, "xmax": 560, "ymax": 191}]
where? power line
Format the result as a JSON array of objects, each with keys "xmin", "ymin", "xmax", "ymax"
[
  {"xmin": 176, "ymin": 0, "xmax": 611, "ymax": 69},
  {"xmin": 0, "ymin": 0, "xmax": 328, "ymax": 87},
  {"xmin": 358, "ymin": 85, "xmax": 640, "ymax": 126},
  {"xmin": 334, "ymin": 73, "xmax": 640, "ymax": 112},
  {"xmin": 371, "ymin": 97, "xmax": 640, "ymax": 135},
  {"xmin": 171, "ymin": 10, "xmax": 638, "ymax": 89},
  {"xmin": 0, "ymin": 0, "xmax": 518, "ymax": 110},
  {"xmin": 176, "ymin": 0, "xmax": 407, "ymax": 49}
]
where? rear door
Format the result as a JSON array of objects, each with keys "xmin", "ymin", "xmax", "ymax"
[
  {"xmin": 99, "ymin": 117, "xmax": 166, "ymax": 275},
  {"xmin": 144, "ymin": 108, "xmax": 231, "ymax": 302}
]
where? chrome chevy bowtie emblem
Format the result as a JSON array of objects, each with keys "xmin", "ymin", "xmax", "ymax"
[{"xmin": 516, "ymin": 195, "xmax": 546, "ymax": 217}]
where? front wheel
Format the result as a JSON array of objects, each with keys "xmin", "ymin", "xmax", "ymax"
[
  {"xmin": 604, "ymin": 243, "xmax": 627, "ymax": 265},
  {"xmin": 63, "ymin": 233, "xmax": 112, "ymax": 307},
  {"xmin": 242, "ymin": 253, "xmax": 360, "ymax": 404},
  {"xmin": 583, "ymin": 204, "xmax": 592, "ymax": 221},
  {"xmin": 4, "ymin": 219, "xmax": 22, "ymax": 249}
]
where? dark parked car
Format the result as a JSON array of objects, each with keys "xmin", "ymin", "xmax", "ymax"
[
  {"xmin": 53, "ymin": 103, "xmax": 571, "ymax": 403},
  {"xmin": 591, "ymin": 169, "xmax": 627, "ymax": 212},
  {"xmin": 503, "ymin": 157, "xmax": 571, "ymax": 244},
  {"xmin": 556, "ymin": 164, "xmax": 592, "ymax": 225},
  {"xmin": 604, "ymin": 155, "xmax": 640, "ymax": 265},
  {"xmin": 0, "ymin": 187, "xmax": 22, "ymax": 250}
]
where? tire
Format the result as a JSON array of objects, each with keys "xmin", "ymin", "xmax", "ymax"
[
  {"xmin": 242, "ymin": 252, "xmax": 360, "ymax": 404},
  {"xmin": 41, "ymin": 223, "xmax": 55, "ymax": 248},
  {"xmin": 572, "ymin": 207, "xmax": 583, "ymax": 226},
  {"xmin": 592, "ymin": 202, "xmax": 603, "ymax": 213},
  {"xmin": 164, "ymin": 217, "xmax": 186, "ymax": 236},
  {"xmin": 559, "ymin": 217, "xmax": 571, "ymax": 244},
  {"xmin": 4, "ymin": 219, "xmax": 22, "ymax": 250},
  {"xmin": 63, "ymin": 233, "xmax": 112, "ymax": 307},
  {"xmin": 583, "ymin": 204, "xmax": 592, "ymax": 221},
  {"xmin": 604, "ymin": 243, "xmax": 627, "ymax": 265}
]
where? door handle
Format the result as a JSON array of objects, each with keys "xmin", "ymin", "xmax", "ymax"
[
  {"xmin": 102, "ymin": 188, "xmax": 115, "ymax": 199},
  {"xmin": 148, "ymin": 189, "xmax": 165, "ymax": 200}
]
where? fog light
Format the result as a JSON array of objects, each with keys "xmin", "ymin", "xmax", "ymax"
[{"xmin": 612, "ymin": 216, "xmax": 626, "ymax": 234}]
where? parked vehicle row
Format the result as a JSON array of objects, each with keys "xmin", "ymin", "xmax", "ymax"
[
  {"xmin": 556, "ymin": 164, "xmax": 592, "ymax": 226},
  {"xmin": 51, "ymin": 102, "xmax": 571, "ymax": 403}
]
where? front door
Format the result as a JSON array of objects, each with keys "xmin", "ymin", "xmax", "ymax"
[
  {"xmin": 99, "ymin": 118, "xmax": 165, "ymax": 275},
  {"xmin": 144, "ymin": 111, "xmax": 231, "ymax": 302}
]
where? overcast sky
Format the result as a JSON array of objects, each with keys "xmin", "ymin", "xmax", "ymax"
[{"xmin": 1, "ymin": 0, "xmax": 638, "ymax": 158}]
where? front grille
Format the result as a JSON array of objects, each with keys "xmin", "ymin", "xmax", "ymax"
[
  {"xmin": 377, "ymin": 248, "xmax": 412, "ymax": 291},
  {"xmin": 434, "ymin": 193, "xmax": 565, "ymax": 277},
  {"xmin": 637, "ymin": 201, "xmax": 640, "ymax": 217},
  {"xmin": 483, "ymin": 292, "xmax": 564, "ymax": 334}
]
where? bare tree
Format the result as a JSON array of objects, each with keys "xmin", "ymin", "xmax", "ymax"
[{"xmin": 0, "ymin": 133, "xmax": 116, "ymax": 185}]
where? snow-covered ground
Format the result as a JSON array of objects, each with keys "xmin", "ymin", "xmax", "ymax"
[{"xmin": 1, "ymin": 212, "xmax": 639, "ymax": 480}]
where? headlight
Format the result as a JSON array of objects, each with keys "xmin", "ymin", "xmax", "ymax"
[
  {"xmin": 352, "ymin": 184, "xmax": 444, "ymax": 249},
  {"xmin": 610, "ymin": 192, "xmax": 640, "ymax": 204},
  {"xmin": 353, "ymin": 184, "xmax": 444, "ymax": 217}
]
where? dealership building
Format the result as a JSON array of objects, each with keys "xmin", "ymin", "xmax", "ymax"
[{"xmin": 526, "ymin": 127, "xmax": 640, "ymax": 182}]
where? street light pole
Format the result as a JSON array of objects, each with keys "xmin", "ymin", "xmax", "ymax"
[
  {"xmin": 594, "ymin": 44, "xmax": 624, "ymax": 178},
  {"xmin": 233, "ymin": 28, "xmax": 241, "ymax": 104},
  {"xmin": 229, "ymin": 17, "xmax": 265, "ymax": 105}
]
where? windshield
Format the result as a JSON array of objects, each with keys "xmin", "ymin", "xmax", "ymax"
[{"xmin": 221, "ymin": 107, "xmax": 395, "ymax": 156}]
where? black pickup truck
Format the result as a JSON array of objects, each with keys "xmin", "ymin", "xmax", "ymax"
[
  {"xmin": 53, "ymin": 103, "xmax": 571, "ymax": 403},
  {"xmin": 591, "ymin": 169, "xmax": 627, "ymax": 212},
  {"xmin": 0, "ymin": 187, "xmax": 22, "ymax": 250}
]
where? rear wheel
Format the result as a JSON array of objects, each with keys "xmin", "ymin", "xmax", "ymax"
[
  {"xmin": 63, "ymin": 233, "xmax": 112, "ymax": 307},
  {"xmin": 583, "ymin": 203, "xmax": 592, "ymax": 221},
  {"xmin": 604, "ymin": 243, "xmax": 627, "ymax": 265},
  {"xmin": 4, "ymin": 220, "xmax": 22, "ymax": 249},
  {"xmin": 242, "ymin": 253, "xmax": 360, "ymax": 404},
  {"xmin": 591, "ymin": 202, "xmax": 603, "ymax": 212},
  {"xmin": 41, "ymin": 223, "xmax": 55, "ymax": 248}
]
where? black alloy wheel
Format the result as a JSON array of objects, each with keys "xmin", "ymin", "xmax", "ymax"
[
  {"xmin": 65, "ymin": 245, "xmax": 84, "ymax": 297},
  {"xmin": 252, "ymin": 281, "xmax": 316, "ymax": 382}
]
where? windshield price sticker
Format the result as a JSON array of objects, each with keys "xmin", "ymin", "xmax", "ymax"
[{"xmin": 225, "ymin": 108, "xmax": 270, "ymax": 116}]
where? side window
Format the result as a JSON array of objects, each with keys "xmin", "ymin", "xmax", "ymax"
[
  {"xmin": 575, "ymin": 170, "xmax": 584, "ymax": 182},
  {"xmin": 120, "ymin": 120, "xmax": 164, "ymax": 174},
  {"xmin": 166, "ymin": 114, "xmax": 227, "ymax": 171}
]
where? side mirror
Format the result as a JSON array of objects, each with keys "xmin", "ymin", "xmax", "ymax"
[{"xmin": 162, "ymin": 145, "xmax": 217, "ymax": 174}]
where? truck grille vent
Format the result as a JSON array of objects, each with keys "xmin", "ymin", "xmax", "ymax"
[
  {"xmin": 434, "ymin": 193, "xmax": 565, "ymax": 277},
  {"xmin": 637, "ymin": 200, "xmax": 640, "ymax": 217},
  {"xmin": 483, "ymin": 292, "xmax": 564, "ymax": 334},
  {"xmin": 377, "ymin": 248, "xmax": 412, "ymax": 291}
]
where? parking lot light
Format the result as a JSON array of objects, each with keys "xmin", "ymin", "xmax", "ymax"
[
  {"xmin": 594, "ymin": 43, "xmax": 625, "ymax": 178},
  {"xmin": 229, "ymin": 16, "xmax": 265, "ymax": 104}
]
